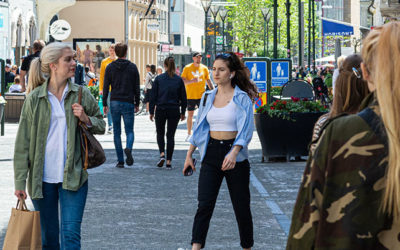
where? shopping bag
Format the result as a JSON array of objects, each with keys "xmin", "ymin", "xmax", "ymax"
[{"xmin": 2, "ymin": 198, "xmax": 41, "ymax": 250}]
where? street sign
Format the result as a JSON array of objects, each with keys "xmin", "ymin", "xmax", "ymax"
[
  {"xmin": 271, "ymin": 61, "xmax": 290, "ymax": 87},
  {"xmin": 50, "ymin": 20, "xmax": 71, "ymax": 41},
  {"xmin": 245, "ymin": 61, "xmax": 267, "ymax": 92}
]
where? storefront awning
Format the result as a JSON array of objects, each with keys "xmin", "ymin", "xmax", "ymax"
[{"xmin": 322, "ymin": 18, "xmax": 354, "ymax": 36}]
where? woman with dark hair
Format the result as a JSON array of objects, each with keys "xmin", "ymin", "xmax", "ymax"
[
  {"xmin": 150, "ymin": 57, "xmax": 187, "ymax": 169},
  {"xmin": 183, "ymin": 52, "xmax": 257, "ymax": 250},
  {"xmin": 144, "ymin": 65, "xmax": 157, "ymax": 114}
]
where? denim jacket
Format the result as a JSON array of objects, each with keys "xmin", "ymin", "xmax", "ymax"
[{"xmin": 189, "ymin": 85, "xmax": 254, "ymax": 162}]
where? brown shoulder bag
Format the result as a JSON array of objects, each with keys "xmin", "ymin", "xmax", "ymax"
[{"xmin": 78, "ymin": 86, "xmax": 106, "ymax": 170}]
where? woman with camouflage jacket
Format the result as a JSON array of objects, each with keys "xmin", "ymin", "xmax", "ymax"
[{"xmin": 287, "ymin": 22, "xmax": 400, "ymax": 249}]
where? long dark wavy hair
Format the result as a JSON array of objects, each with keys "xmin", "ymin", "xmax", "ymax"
[{"xmin": 214, "ymin": 52, "xmax": 258, "ymax": 101}]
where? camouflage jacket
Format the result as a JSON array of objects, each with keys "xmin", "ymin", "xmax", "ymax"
[{"xmin": 286, "ymin": 92, "xmax": 399, "ymax": 250}]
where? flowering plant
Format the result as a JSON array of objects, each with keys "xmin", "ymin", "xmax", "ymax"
[{"xmin": 256, "ymin": 97, "xmax": 329, "ymax": 121}]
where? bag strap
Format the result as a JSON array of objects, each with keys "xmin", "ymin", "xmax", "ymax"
[
  {"xmin": 78, "ymin": 86, "xmax": 82, "ymax": 105},
  {"xmin": 203, "ymin": 93, "xmax": 209, "ymax": 107},
  {"xmin": 16, "ymin": 198, "xmax": 28, "ymax": 211}
]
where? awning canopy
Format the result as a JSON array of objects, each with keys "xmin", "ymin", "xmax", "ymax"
[{"xmin": 322, "ymin": 18, "xmax": 354, "ymax": 36}]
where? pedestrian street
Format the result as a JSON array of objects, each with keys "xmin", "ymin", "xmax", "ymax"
[{"xmin": 0, "ymin": 114, "xmax": 305, "ymax": 250}]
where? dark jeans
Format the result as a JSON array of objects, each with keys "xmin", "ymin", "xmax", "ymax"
[
  {"xmin": 107, "ymin": 93, "xmax": 112, "ymax": 127},
  {"xmin": 32, "ymin": 181, "xmax": 88, "ymax": 250},
  {"xmin": 191, "ymin": 138, "xmax": 253, "ymax": 249},
  {"xmin": 155, "ymin": 107, "xmax": 180, "ymax": 161},
  {"xmin": 110, "ymin": 101, "xmax": 135, "ymax": 163}
]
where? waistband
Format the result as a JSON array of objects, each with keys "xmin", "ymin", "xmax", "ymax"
[{"xmin": 209, "ymin": 137, "xmax": 235, "ymax": 145}]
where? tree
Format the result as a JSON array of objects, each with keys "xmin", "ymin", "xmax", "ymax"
[{"xmin": 226, "ymin": 0, "xmax": 265, "ymax": 56}]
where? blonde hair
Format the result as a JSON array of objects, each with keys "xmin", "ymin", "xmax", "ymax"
[
  {"xmin": 336, "ymin": 55, "xmax": 346, "ymax": 69},
  {"xmin": 27, "ymin": 42, "xmax": 72, "ymax": 94},
  {"xmin": 362, "ymin": 22, "xmax": 400, "ymax": 219}
]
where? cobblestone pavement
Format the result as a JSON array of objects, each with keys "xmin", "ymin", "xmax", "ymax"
[{"xmin": 0, "ymin": 114, "xmax": 305, "ymax": 250}]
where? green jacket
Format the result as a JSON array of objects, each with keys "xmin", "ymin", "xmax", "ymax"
[
  {"xmin": 287, "ymin": 92, "xmax": 396, "ymax": 249},
  {"xmin": 14, "ymin": 80, "xmax": 105, "ymax": 199}
]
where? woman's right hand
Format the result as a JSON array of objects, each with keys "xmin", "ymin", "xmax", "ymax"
[
  {"xmin": 183, "ymin": 154, "xmax": 196, "ymax": 175},
  {"xmin": 15, "ymin": 190, "xmax": 27, "ymax": 200}
]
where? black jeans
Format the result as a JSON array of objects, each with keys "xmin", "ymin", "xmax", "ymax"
[
  {"xmin": 191, "ymin": 138, "xmax": 253, "ymax": 249},
  {"xmin": 155, "ymin": 107, "xmax": 180, "ymax": 161}
]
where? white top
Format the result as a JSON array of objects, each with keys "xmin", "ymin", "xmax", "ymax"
[
  {"xmin": 43, "ymin": 85, "xmax": 69, "ymax": 183},
  {"xmin": 206, "ymin": 100, "xmax": 238, "ymax": 131}
]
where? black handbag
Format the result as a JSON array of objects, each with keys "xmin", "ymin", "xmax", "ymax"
[{"xmin": 78, "ymin": 86, "xmax": 106, "ymax": 170}]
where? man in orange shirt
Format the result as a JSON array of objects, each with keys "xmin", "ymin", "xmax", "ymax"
[
  {"xmin": 100, "ymin": 44, "xmax": 117, "ymax": 134},
  {"xmin": 181, "ymin": 52, "xmax": 214, "ymax": 141}
]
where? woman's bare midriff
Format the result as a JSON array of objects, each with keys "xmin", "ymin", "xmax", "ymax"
[{"xmin": 210, "ymin": 131, "xmax": 238, "ymax": 140}]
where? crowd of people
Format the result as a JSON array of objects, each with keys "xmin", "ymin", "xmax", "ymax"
[{"xmin": 8, "ymin": 21, "xmax": 400, "ymax": 250}]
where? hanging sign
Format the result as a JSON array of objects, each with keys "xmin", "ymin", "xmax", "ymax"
[
  {"xmin": 50, "ymin": 20, "xmax": 71, "ymax": 40},
  {"xmin": 147, "ymin": 23, "xmax": 160, "ymax": 32}
]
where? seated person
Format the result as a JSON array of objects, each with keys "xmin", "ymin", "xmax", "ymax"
[{"xmin": 8, "ymin": 76, "xmax": 22, "ymax": 93}]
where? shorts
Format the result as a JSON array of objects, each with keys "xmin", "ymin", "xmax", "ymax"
[
  {"xmin": 144, "ymin": 89, "xmax": 152, "ymax": 103},
  {"xmin": 187, "ymin": 99, "xmax": 201, "ymax": 111}
]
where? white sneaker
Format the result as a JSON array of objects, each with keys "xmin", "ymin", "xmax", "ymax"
[
  {"xmin": 185, "ymin": 134, "xmax": 191, "ymax": 142},
  {"xmin": 107, "ymin": 127, "xmax": 113, "ymax": 134}
]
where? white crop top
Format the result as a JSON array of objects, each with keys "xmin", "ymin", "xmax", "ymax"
[{"xmin": 206, "ymin": 100, "xmax": 238, "ymax": 131}]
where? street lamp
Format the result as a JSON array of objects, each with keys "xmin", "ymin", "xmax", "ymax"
[
  {"xmin": 201, "ymin": 0, "xmax": 212, "ymax": 66},
  {"xmin": 210, "ymin": 4, "xmax": 220, "ymax": 60},
  {"xmin": 261, "ymin": 7, "xmax": 271, "ymax": 57},
  {"xmin": 219, "ymin": 7, "xmax": 229, "ymax": 52},
  {"xmin": 273, "ymin": 0, "xmax": 278, "ymax": 58},
  {"xmin": 278, "ymin": 19, "xmax": 282, "ymax": 45},
  {"xmin": 285, "ymin": 0, "xmax": 291, "ymax": 59}
]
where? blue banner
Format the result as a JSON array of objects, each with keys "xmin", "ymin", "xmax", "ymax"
[{"xmin": 322, "ymin": 19, "xmax": 354, "ymax": 36}]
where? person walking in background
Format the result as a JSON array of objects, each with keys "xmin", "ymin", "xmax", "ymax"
[
  {"xmin": 181, "ymin": 52, "xmax": 214, "ymax": 142},
  {"xmin": 183, "ymin": 52, "xmax": 258, "ymax": 250},
  {"xmin": 100, "ymin": 44, "xmax": 117, "ymax": 134},
  {"xmin": 103, "ymin": 42, "xmax": 140, "ymax": 168},
  {"xmin": 144, "ymin": 65, "xmax": 157, "ymax": 115},
  {"xmin": 20, "ymin": 40, "xmax": 45, "ymax": 92},
  {"xmin": 83, "ymin": 44, "xmax": 93, "ymax": 68},
  {"xmin": 94, "ymin": 45, "xmax": 105, "ymax": 74},
  {"xmin": 149, "ymin": 57, "xmax": 187, "ymax": 169},
  {"xmin": 14, "ymin": 42, "xmax": 105, "ymax": 249},
  {"xmin": 5, "ymin": 64, "xmax": 15, "ymax": 86},
  {"xmin": 157, "ymin": 66, "xmax": 163, "ymax": 75},
  {"xmin": 71, "ymin": 52, "xmax": 85, "ymax": 86},
  {"xmin": 286, "ymin": 22, "xmax": 400, "ymax": 249}
]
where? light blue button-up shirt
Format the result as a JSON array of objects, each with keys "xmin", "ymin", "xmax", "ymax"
[{"xmin": 189, "ymin": 85, "xmax": 254, "ymax": 162}]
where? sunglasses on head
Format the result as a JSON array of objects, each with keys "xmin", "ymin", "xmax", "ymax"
[{"xmin": 216, "ymin": 53, "xmax": 232, "ymax": 59}]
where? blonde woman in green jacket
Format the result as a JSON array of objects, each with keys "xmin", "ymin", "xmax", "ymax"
[{"xmin": 14, "ymin": 42, "xmax": 105, "ymax": 249}]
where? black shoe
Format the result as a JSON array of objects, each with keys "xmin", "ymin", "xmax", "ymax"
[
  {"xmin": 157, "ymin": 156, "xmax": 165, "ymax": 168},
  {"xmin": 166, "ymin": 164, "xmax": 172, "ymax": 170},
  {"xmin": 124, "ymin": 148, "xmax": 134, "ymax": 166},
  {"xmin": 116, "ymin": 162, "xmax": 124, "ymax": 168}
]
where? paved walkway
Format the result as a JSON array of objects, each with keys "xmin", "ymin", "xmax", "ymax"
[{"xmin": 0, "ymin": 114, "xmax": 305, "ymax": 249}]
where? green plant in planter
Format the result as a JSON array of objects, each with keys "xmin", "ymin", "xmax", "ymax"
[
  {"xmin": 256, "ymin": 97, "xmax": 329, "ymax": 121},
  {"xmin": 270, "ymin": 87, "xmax": 282, "ymax": 96},
  {"xmin": 88, "ymin": 86, "xmax": 99, "ymax": 100}
]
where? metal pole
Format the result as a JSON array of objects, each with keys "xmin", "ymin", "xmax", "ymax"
[
  {"xmin": 267, "ymin": 19, "xmax": 270, "ymax": 57},
  {"xmin": 298, "ymin": 0, "xmax": 303, "ymax": 66},
  {"xmin": 263, "ymin": 20, "xmax": 266, "ymax": 56},
  {"xmin": 286, "ymin": 0, "xmax": 291, "ymax": 58},
  {"xmin": 125, "ymin": 0, "xmax": 128, "ymax": 44},
  {"xmin": 222, "ymin": 19, "xmax": 225, "ymax": 52},
  {"xmin": 308, "ymin": 0, "xmax": 311, "ymax": 69},
  {"xmin": 214, "ymin": 15, "xmax": 217, "ymax": 59},
  {"xmin": 205, "ymin": 10, "xmax": 208, "ymax": 67},
  {"xmin": 273, "ymin": 0, "xmax": 278, "ymax": 58},
  {"xmin": 0, "ymin": 59, "xmax": 4, "ymax": 136},
  {"xmin": 312, "ymin": 0, "xmax": 316, "ymax": 71}
]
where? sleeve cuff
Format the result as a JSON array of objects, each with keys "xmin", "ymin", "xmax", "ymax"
[
  {"xmin": 189, "ymin": 137, "xmax": 197, "ymax": 147},
  {"xmin": 233, "ymin": 139, "xmax": 246, "ymax": 148},
  {"xmin": 15, "ymin": 180, "xmax": 26, "ymax": 191}
]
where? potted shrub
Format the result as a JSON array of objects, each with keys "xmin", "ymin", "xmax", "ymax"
[{"xmin": 255, "ymin": 97, "xmax": 328, "ymax": 162}]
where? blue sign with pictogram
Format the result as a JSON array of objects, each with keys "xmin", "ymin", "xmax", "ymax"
[
  {"xmin": 245, "ymin": 61, "xmax": 267, "ymax": 92},
  {"xmin": 271, "ymin": 61, "xmax": 289, "ymax": 87},
  {"xmin": 254, "ymin": 97, "xmax": 263, "ymax": 109}
]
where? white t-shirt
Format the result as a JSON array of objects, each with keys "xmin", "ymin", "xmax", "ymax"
[{"xmin": 43, "ymin": 85, "xmax": 69, "ymax": 183}]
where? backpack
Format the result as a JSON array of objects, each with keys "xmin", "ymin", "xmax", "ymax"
[{"xmin": 148, "ymin": 72, "xmax": 156, "ymax": 87}]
